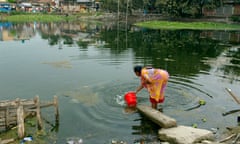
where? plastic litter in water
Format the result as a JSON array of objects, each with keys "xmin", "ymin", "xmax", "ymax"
[
  {"xmin": 20, "ymin": 136, "xmax": 33, "ymax": 144},
  {"xmin": 23, "ymin": 136, "xmax": 33, "ymax": 141},
  {"xmin": 66, "ymin": 137, "xmax": 83, "ymax": 144}
]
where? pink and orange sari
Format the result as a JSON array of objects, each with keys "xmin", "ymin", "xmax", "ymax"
[{"xmin": 141, "ymin": 68, "xmax": 169, "ymax": 103}]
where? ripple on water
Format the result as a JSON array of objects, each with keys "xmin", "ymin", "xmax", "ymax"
[
  {"xmin": 61, "ymin": 82, "xmax": 142, "ymax": 135},
  {"xmin": 163, "ymin": 76, "xmax": 219, "ymax": 128},
  {"xmin": 60, "ymin": 78, "xmax": 225, "ymax": 142}
]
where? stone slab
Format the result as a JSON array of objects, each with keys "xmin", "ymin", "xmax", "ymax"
[
  {"xmin": 158, "ymin": 125, "xmax": 215, "ymax": 144},
  {"xmin": 136, "ymin": 105, "xmax": 177, "ymax": 128}
]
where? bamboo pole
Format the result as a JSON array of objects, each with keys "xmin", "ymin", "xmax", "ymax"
[
  {"xmin": 225, "ymin": 88, "xmax": 240, "ymax": 104},
  {"xmin": 0, "ymin": 138, "xmax": 15, "ymax": 144},
  {"xmin": 219, "ymin": 133, "xmax": 236, "ymax": 143},
  {"xmin": 222, "ymin": 109, "xmax": 240, "ymax": 116},
  {"xmin": 34, "ymin": 95, "xmax": 43, "ymax": 130},
  {"xmin": 0, "ymin": 95, "xmax": 58, "ymax": 135},
  {"xmin": 53, "ymin": 95, "xmax": 59, "ymax": 125},
  {"xmin": 5, "ymin": 107, "xmax": 9, "ymax": 130},
  {"xmin": 17, "ymin": 98, "xmax": 24, "ymax": 138}
]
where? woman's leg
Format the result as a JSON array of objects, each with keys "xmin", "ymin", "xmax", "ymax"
[{"xmin": 151, "ymin": 103, "xmax": 157, "ymax": 109}]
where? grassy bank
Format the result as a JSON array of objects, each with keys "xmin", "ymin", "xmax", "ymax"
[
  {"xmin": 134, "ymin": 20, "xmax": 240, "ymax": 30},
  {"xmin": 0, "ymin": 12, "xmax": 106, "ymax": 22},
  {"xmin": 1, "ymin": 13, "xmax": 79, "ymax": 22}
]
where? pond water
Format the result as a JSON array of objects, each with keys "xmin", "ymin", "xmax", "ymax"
[{"xmin": 0, "ymin": 21, "xmax": 240, "ymax": 143}]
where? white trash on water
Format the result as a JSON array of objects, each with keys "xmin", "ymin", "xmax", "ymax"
[
  {"xmin": 66, "ymin": 137, "xmax": 83, "ymax": 144},
  {"xmin": 20, "ymin": 136, "xmax": 33, "ymax": 144}
]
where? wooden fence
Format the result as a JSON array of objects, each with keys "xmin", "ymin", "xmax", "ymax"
[{"xmin": 0, "ymin": 95, "xmax": 59, "ymax": 139}]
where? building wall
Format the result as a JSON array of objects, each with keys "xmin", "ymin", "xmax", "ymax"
[
  {"xmin": 234, "ymin": 5, "xmax": 240, "ymax": 15},
  {"xmin": 203, "ymin": 4, "xmax": 240, "ymax": 17}
]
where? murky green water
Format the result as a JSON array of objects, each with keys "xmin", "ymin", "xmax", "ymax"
[{"xmin": 0, "ymin": 21, "xmax": 239, "ymax": 143}]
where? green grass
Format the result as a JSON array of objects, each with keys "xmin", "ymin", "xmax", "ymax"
[
  {"xmin": 1, "ymin": 14, "xmax": 76, "ymax": 22},
  {"xmin": 1, "ymin": 12, "xmax": 105, "ymax": 22},
  {"xmin": 134, "ymin": 20, "xmax": 240, "ymax": 30}
]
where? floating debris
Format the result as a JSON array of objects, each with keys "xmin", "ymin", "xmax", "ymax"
[
  {"xmin": 42, "ymin": 60, "xmax": 72, "ymax": 69},
  {"xmin": 66, "ymin": 137, "xmax": 83, "ymax": 144},
  {"xmin": 63, "ymin": 87, "xmax": 99, "ymax": 106},
  {"xmin": 111, "ymin": 139, "xmax": 127, "ymax": 144},
  {"xmin": 20, "ymin": 136, "xmax": 33, "ymax": 144},
  {"xmin": 185, "ymin": 99, "xmax": 206, "ymax": 111},
  {"xmin": 192, "ymin": 123, "xmax": 198, "ymax": 128},
  {"xmin": 201, "ymin": 118, "xmax": 207, "ymax": 122},
  {"xmin": 199, "ymin": 99, "xmax": 206, "ymax": 105}
]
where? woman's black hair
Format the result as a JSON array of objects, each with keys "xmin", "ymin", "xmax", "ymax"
[{"xmin": 134, "ymin": 65, "xmax": 142, "ymax": 73}]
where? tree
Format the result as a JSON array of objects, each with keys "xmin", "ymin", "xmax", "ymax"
[
  {"xmin": 7, "ymin": 0, "xmax": 16, "ymax": 3},
  {"xmin": 154, "ymin": 0, "xmax": 222, "ymax": 17},
  {"xmin": 101, "ymin": 0, "xmax": 223, "ymax": 18}
]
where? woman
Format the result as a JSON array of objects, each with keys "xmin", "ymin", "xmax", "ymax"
[{"xmin": 134, "ymin": 66, "xmax": 169, "ymax": 109}]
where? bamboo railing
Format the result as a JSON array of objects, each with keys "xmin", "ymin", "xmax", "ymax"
[{"xmin": 0, "ymin": 95, "xmax": 59, "ymax": 139}]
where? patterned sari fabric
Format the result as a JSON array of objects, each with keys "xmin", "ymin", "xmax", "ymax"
[{"xmin": 141, "ymin": 68, "xmax": 169, "ymax": 103}]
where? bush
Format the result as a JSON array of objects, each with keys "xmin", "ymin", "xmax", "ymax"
[{"xmin": 230, "ymin": 15, "xmax": 240, "ymax": 22}]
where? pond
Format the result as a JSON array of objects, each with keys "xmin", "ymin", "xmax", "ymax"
[{"xmin": 0, "ymin": 21, "xmax": 240, "ymax": 143}]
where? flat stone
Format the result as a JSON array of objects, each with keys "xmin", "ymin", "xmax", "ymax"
[
  {"xmin": 158, "ymin": 125, "xmax": 214, "ymax": 144},
  {"xmin": 136, "ymin": 105, "xmax": 177, "ymax": 128},
  {"xmin": 196, "ymin": 140, "xmax": 225, "ymax": 144}
]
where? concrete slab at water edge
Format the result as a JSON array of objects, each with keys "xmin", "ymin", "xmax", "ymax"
[
  {"xmin": 136, "ymin": 105, "xmax": 177, "ymax": 128},
  {"xmin": 159, "ymin": 125, "xmax": 215, "ymax": 144},
  {"xmin": 136, "ymin": 105, "xmax": 222, "ymax": 144}
]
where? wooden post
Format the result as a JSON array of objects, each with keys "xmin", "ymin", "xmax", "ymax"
[
  {"xmin": 34, "ymin": 95, "xmax": 43, "ymax": 130},
  {"xmin": 16, "ymin": 98, "xmax": 25, "ymax": 138},
  {"xmin": 53, "ymin": 95, "xmax": 59, "ymax": 125},
  {"xmin": 5, "ymin": 107, "xmax": 9, "ymax": 130}
]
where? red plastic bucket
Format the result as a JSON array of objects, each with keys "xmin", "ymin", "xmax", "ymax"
[{"xmin": 124, "ymin": 91, "xmax": 137, "ymax": 107}]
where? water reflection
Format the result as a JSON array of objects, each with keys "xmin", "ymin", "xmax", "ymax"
[
  {"xmin": 132, "ymin": 114, "xmax": 160, "ymax": 142},
  {"xmin": 1, "ymin": 22, "xmax": 240, "ymax": 80},
  {"xmin": 0, "ymin": 21, "xmax": 240, "ymax": 143}
]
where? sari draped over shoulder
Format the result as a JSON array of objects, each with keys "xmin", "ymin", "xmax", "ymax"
[{"xmin": 141, "ymin": 68, "xmax": 169, "ymax": 102}]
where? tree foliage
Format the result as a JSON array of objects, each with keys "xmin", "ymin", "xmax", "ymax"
[
  {"xmin": 7, "ymin": 0, "xmax": 16, "ymax": 3},
  {"xmin": 100, "ymin": 0, "xmax": 225, "ymax": 18}
]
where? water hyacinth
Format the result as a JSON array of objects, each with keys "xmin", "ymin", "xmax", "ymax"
[{"xmin": 135, "ymin": 21, "xmax": 240, "ymax": 30}]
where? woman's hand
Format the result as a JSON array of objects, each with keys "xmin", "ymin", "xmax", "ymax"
[{"xmin": 135, "ymin": 85, "xmax": 144, "ymax": 94}]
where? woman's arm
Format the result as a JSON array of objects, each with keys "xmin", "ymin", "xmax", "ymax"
[{"xmin": 135, "ymin": 85, "xmax": 144, "ymax": 94}]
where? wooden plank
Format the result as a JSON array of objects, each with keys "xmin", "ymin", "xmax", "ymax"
[
  {"xmin": 136, "ymin": 105, "xmax": 177, "ymax": 128},
  {"xmin": 17, "ymin": 105, "xmax": 24, "ymax": 138},
  {"xmin": 0, "ymin": 99, "xmax": 34, "ymax": 107},
  {"xmin": 34, "ymin": 96, "xmax": 43, "ymax": 130},
  {"xmin": 0, "ymin": 96, "xmax": 58, "ymax": 135},
  {"xmin": 0, "ymin": 138, "xmax": 15, "ymax": 144}
]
